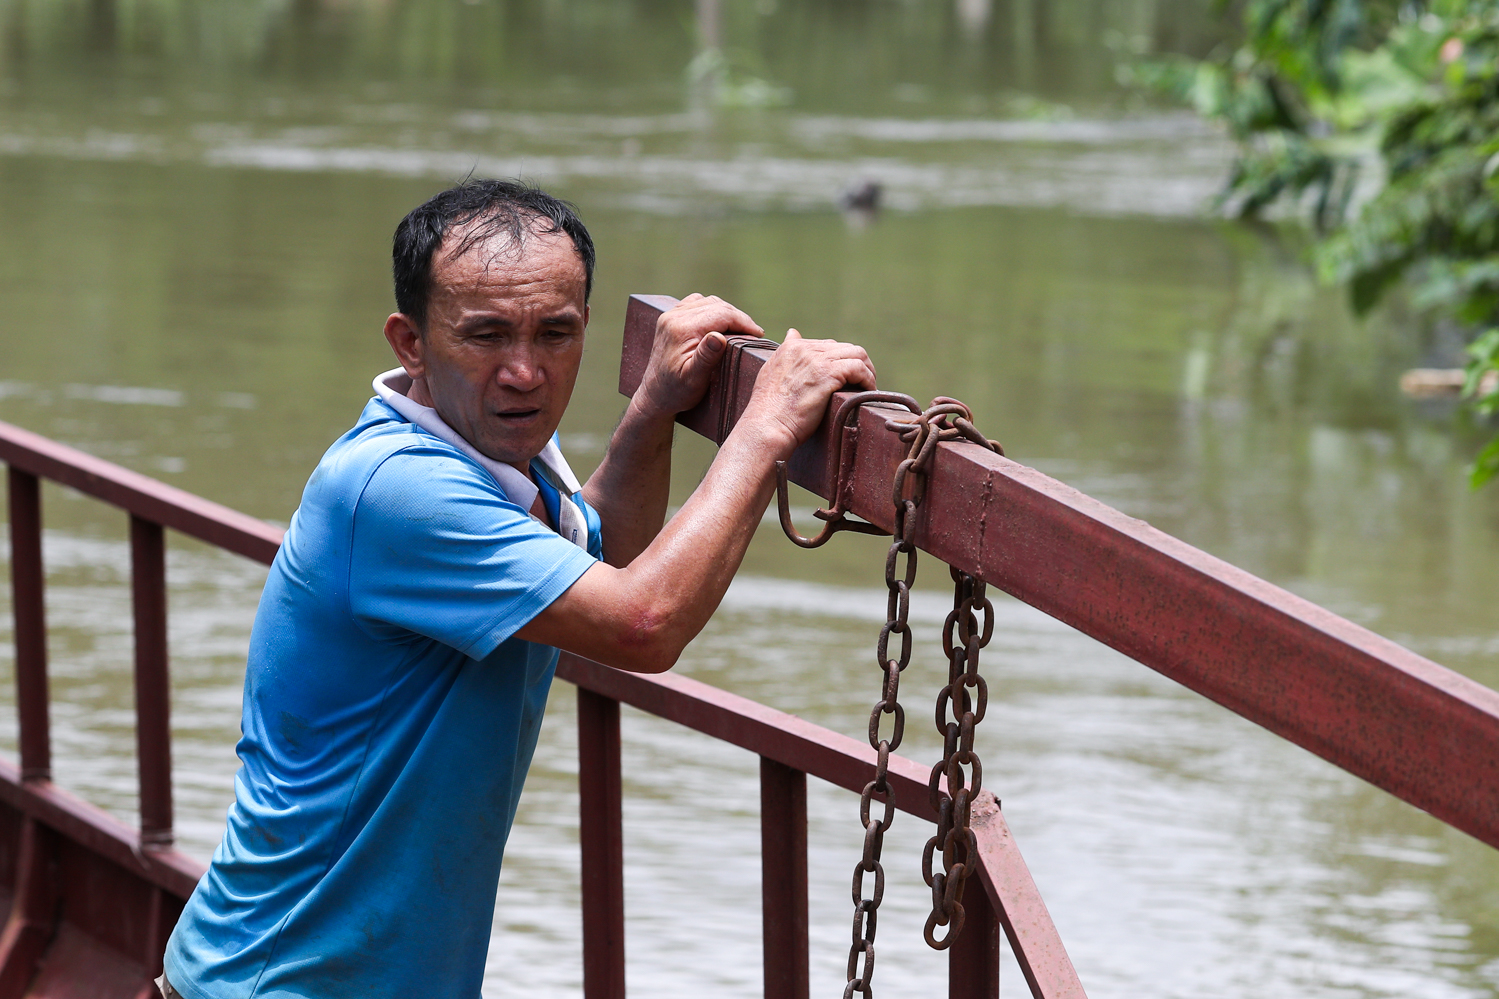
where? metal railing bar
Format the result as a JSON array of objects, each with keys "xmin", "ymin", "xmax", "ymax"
[
  {"xmin": 617, "ymin": 293, "xmax": 1499, "ymax": 853},
  {"xmin": 558, "ymin": 654, "xmax": 939, "ymax": 823},
  {"xmin": 0, "ymin": 420, "xmax": 282, "ymax": 566},
  {"xmin": 557, "ymin": 655, "xmax": 1076, "ymax": 992},
  {"xmin": 577, "ymin": 688, "xmax": 626, "ymax": 999},
  {"xmin": 759, "ymin": 756, "xmax": 808, "ymax": 999},
  {"xmin": 969, "ymin": 796, "xmax": 1086, "ymax": 999},
  {"xmin": 0, "ymin": 817, "xmax": 57, "ymax": 996},
  {"xmin": 0, "ymin": 757, "xmax": 204, "ymax": 898},
  {"xmin": 3, "ymin": 412, "xmax": 1080, "ymax": 992},
  {"xmin": 7, "ymin": 468, "xmax": 51, "ymax": 781},
  {"xmin": 948, "ymin": 876, "xmax": 1001, "ymax": 999},
  {"xmin": 131, "ymin": 515, "xmax": 173, "ymax": 848}
]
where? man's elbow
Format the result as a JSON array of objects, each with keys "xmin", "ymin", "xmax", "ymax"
[
  {"xmin": 605, "ymin": 608, "xmax": 686, "ymax": 674},
  {"xmin": 600, "ymin": 645, "xmax": 680, "ymax": 674}
]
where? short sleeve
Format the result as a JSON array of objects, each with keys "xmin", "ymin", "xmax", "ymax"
[{"xmin": 348, "ymin": 447, "xmax": 598, "ymax": 659}]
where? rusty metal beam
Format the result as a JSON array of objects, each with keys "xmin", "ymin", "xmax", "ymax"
[
  {"xmin": 0, "ymin": 420, "xmax": 282, "ymax": 566},
  {"xmin": 969, "ymin": 794, "xmax": 1084, "ymax": 999},
  {"xmin": 620, "ymin": 293, "xmax": 1499, "ymax": 851}
]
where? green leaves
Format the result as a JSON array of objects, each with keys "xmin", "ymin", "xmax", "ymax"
[
  {"xmin": 1467, "ymin": 327, "xmax": 1499, "ymax": 485},
  {"xmin": 1169, "ymin": 0, "xmax": 1499, "ymax": 485}
]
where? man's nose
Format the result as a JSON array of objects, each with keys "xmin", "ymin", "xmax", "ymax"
[{"xmin": 496, "ymin": 346, "xmax": 545, "ymax": 392}]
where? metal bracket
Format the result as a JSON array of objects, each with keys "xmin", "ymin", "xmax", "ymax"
[{"xmin": 775, "ymin": 390, "xmax": 923, "ymax": 549}]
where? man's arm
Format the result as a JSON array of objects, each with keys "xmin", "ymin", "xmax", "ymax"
[
  {"xmin": 581, "ymin": 294, "xmax": 764, "ymax": 567},
  {"xmin": 520, "ymin": 330, "xmax": 876, "ymax": 672}
]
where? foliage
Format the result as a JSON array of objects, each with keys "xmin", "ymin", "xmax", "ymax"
[
  {"xmin": 1467, "ymin": 328, "xmax": 1499, "ymax": 482},
  {"xmin": 1146, "ymin": 0, "xmax": 1499, "ymax": 485}
]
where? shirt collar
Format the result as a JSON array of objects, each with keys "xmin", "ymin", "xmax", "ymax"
[{"xmin": 371, "ymin": 368, "xmax": 583, "ymax": 513}]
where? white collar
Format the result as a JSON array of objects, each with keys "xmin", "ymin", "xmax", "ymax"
[{"xmin": 371, "ymin": 368, "xmax": 584, "ymax": 518}]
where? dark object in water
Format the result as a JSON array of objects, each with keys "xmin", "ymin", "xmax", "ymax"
[{"xmin": 841, "ymin": 180, "xmax": 881, "ymax": 211}]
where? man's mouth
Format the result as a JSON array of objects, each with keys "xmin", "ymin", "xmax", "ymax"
[{"xmin": 495, "ymin": 408, "xmax": 542, "ymax": 422}]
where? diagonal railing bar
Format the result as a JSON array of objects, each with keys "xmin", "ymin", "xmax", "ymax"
[
  {"xmin": 618, "ymin": 293, "xmax": 1499, "ymax": 852},
  {"xmin": 0, "ymin": 419, "xmax": 282, "ymax": 564}
]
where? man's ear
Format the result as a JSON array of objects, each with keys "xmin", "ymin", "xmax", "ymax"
[{"xmin": 383, "ymin": 313, "xmax": 425, "ymax": 378}]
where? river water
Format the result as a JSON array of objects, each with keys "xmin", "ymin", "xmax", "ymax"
[{"xmin": 2, "ymin": 1, "xmax": 1499, "ymax": 996}]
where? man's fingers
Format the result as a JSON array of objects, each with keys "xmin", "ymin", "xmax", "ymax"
[
  {"xmin": 662, "ymin": 301, "xmax": 764, "ymax": 343},
  {"xmin": 693, "ymin": 331, "xmax": 727, "ymax": 366},
  {"xmin": 694, "ymin": 303, "xmax": 761, "ymax": 337},
  {"xmin": 821, "ymin": 356, "xmax": 877, "ymax": 391}
]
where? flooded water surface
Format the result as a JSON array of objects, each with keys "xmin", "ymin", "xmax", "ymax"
[{"xmin": 2, "ymin": 1, "xmax": 1499, "ymax": 997}]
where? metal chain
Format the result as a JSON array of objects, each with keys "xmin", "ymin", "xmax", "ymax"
[
  {"xmin": 843, "ymin": 398, "xmax": 1003, "ymax": 997},
  {"xmin": 922, "ymin": 564, "xmax": 995, "ymax": 948}
]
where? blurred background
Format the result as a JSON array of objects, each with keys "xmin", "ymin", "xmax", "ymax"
[{"xmin": 1, "ymin": 1, "xmax": 1498, "ymax": 996}]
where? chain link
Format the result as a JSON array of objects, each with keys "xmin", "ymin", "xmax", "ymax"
[
  {"xmin": 842, "ymin": 397, "xmax": 1003, "ymax": 997},
  {"xmin": 922, "ymin": 565, "xmax": 995, "ymax": 948}
]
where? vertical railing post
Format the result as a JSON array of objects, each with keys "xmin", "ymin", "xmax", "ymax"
[
  {"xmin": 130, "ymin": 515, "xmax": 172, "ymax": 848},
  {"xmin": 760, "ymin": 756, "xmax": 808, "ymax": 999},
  {"xmin": 8, "ymin": 468, "xmax": 51, "ymax": 782},
  {"xmin": 0, "ymin": 817, "xmax": 58, "ymax": 996},
  {"xmin": 949, "ymin": 878, "xmax": 1001, "ymax": 999},
  {"xmin": 578, "ymin": 687, "xmax": 625, "ymax": 999}
]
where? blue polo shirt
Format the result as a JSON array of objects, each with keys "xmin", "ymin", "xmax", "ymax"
[{"xmin": 165, "ymin": 398, "xmax": 602, "ymax": 999}]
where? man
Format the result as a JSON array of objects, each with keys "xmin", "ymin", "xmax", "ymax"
[{"xmin": 161, "ymin": 179, "xmax": 875, "ymax": 997}]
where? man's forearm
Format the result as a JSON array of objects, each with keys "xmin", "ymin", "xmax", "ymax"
[
  {"xmin": 523, "ymin": 327, "xmax": 876, "ymax": 673},
  {"xmin": 519, "ymin": 416, "xmax": 787, "ymax": 671},
  {"xmin": 580, "ymin": 394, "xmax": 677, "ymax": 566}
]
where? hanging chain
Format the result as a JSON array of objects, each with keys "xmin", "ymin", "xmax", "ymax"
[
  {"xmin": 843, "ymin": 398, "xmax": 1003, "ymax": 998},
  {"xmin": 922, "ymin": 564, "xmax": 995, "ymax": 948}
]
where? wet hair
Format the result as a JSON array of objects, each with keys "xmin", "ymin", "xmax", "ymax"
[{"xmin": 392, "ymin": 178, "xmax": 596, "ymax": 329}]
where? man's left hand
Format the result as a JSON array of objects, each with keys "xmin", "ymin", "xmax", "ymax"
[{"xmin": 635, "ymin": 294, "xmax": 765, "ymax": 417}]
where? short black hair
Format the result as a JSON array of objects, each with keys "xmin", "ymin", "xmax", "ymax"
[{"xmin": 392, "ymin": 178, "xmax": 596, "ymax": 328}]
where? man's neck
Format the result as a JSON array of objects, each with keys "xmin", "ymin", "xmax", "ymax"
[
  {"xmin": 402, "ymin": 375, "xmax": 533, "ymax": 481},
  {"xmin": 406, "ymin": 376, "xmax": 436, "ymax": 409}
]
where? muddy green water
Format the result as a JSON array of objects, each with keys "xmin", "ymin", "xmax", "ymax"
[{"xmin": 2, "ymin": 1, "xmax": 1499, "ymax": 996}]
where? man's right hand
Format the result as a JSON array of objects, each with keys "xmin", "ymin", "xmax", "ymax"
[
  {"xmin": 738, "ymin": 328, "xmax": 878, "ymax": 456},
  {"xmin": 634, "ymin": 293, "xmax": 765, "ymax": 419}
]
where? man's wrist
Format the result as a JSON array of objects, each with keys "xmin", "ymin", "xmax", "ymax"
[
  {"xmin": 623, "ymin": 389, "xmax": 679, "ymax": 432},
  {"xmin": 724, "ymin": 412, "xmax": 798, "ymax": 464}
]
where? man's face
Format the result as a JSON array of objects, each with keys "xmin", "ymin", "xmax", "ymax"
[{"xmin": 401, "ymin": 227, "xmax": 589, "ymax": 472}]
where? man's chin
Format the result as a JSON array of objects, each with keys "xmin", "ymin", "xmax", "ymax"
[{"xmin": 473, "ymin": 431, "xmax": 552, "ymax": 472}]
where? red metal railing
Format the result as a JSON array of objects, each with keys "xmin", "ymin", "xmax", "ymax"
[
  {"xmin": 560, "ymin": 655, "xmax": 1073, "ymax": 999},
  {"xmin": 0, "ymin": 416, "xmax": 1078, "ymax": 997},
  {"xmin": 0, "ymin": 293, "xmax": 1495, "ymax": 996},
  {"xmin": 618, "ymin": 294, "xmax": 1499, "ymax": 851},
  {"xmin": 0, "ymin": 422, "xmax": 275, "ymax": 997}
]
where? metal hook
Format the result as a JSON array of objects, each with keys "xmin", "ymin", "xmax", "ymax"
[
  {"xmin": 775, "ymin": 461, "xmax": 889, "ymax": 548},
  {"xmin": 773, "ymin": 391, "xmax": 921, "ymax": 550}
]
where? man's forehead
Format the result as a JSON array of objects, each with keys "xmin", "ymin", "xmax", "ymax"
[{"xmin": 434, "ymin": 220, "xmax": 581, "ymax": 286}]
